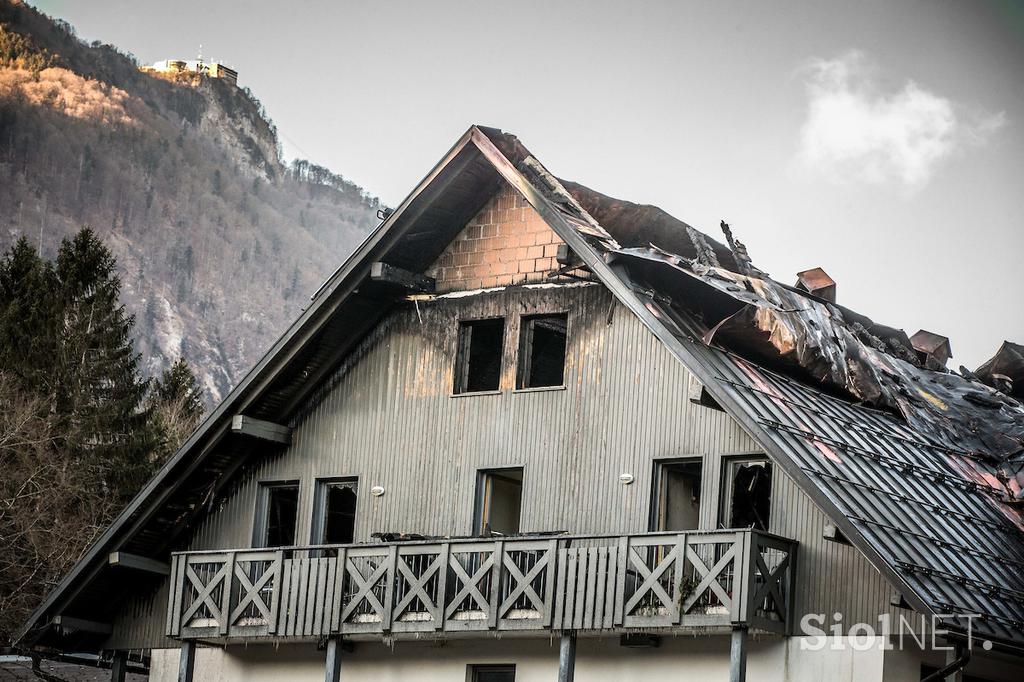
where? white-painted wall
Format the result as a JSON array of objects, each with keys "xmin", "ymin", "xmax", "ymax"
[{"xmin": 148, "ymin": 636, "xmax": 939, "ymax": 682}]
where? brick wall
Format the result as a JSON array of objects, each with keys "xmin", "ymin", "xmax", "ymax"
[{"xmin": 425, "ymin": 184, "xmax": 565, "ymax": 293}]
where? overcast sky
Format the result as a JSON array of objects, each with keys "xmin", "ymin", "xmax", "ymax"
[{"xmin": 32, "ymin": 0, "xmax": 1024, "ymax": 368}]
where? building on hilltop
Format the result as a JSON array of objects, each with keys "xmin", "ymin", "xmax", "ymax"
[
  {"xmin": 142, "ymin": 58, "xmax": 238, "ymax": 85},
  {"xmin": 15, "ymin": 125, "xmax": 1024, "ymax": 682}
]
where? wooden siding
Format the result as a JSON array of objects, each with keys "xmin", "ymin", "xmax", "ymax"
[{"xmin": 106, "ymin": 283, "xmax": 901, "ymax": 649}]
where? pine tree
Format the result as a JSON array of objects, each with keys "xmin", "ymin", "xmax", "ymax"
[
  {"xmin": 0, "ymin": 237, "xmax": 57, "ymax": 391},
  {"xmin": 52, "ymin": 228, "xmax": 156, "ymax": 501}
]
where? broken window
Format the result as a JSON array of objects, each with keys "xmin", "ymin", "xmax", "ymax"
[
  {"xmin": 311, "ymin": 478, "xmax": 357, "ymax": 546},
  {"xmin": 474, "ymin": 468, "xmax": 523, "ymax": 536},
  {"xmin": 454, "ymin": 318, "xmax": 505, "ymax": 394},
  {"xmin": 516, "ymin": 314, "xmax": 568, "ymax": 389},
  {"xmin": 720, "ymin": 459, "xmax": 772, "ymax": 531},
  {"xmin": 469, "ymin": 665, "xmax": 515, "ymax": 682},
  {"xmin": 254, "ymin": 481, "xmax": 299, "ymax": 548},
  {"xmin": 652, "ymin": 460, "xmax": 702, "ymax": 531}
]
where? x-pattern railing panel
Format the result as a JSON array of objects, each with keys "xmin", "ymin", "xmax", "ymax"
[
  {"xmin": 339, "ymin": 548, "xmax": 391, "ymax": 629},
  {"xmin": 228, "ymin": 552, "xmax": 281, "ymax": 628},
  {"xmin": 167, "ymin": 531, "xmax": 797, "ymax": 639},
  {"xmin": 748, "ymin": 533, "xmax": 796, "ymax": 634},
  {"xmin": 444, "ymin": 545, "xmax": 498, "ymax": 629},
  {"xmin": 623, "ymin": 540, "xmax": 680, "ymax": 622},
  {"xmin": 391, "ymin": 545, "xmax": 445, "ymax": 629},
  {"xmin": 498, "ymin": 539, "xmax": 557, "ymax": 628},
  {"xmin": 179, "ymin": 555, "xmax": 231, "ymax": 629}
]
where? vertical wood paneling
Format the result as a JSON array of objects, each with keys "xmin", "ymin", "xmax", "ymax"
[{"xmin": 106, "ymin": 283, "xmax": 894, "ymax": 649}]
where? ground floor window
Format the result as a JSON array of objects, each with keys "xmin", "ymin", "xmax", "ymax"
[{"xmin": 468, "ymin": 664, "xmax": 515, "ymax": 682}]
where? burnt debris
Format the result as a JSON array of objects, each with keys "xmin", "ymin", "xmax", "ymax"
[{"xmin": 977, "ymin": 341, "xmax": 1024, "ymax": 401}]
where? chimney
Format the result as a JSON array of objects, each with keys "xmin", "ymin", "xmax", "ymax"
[
  {"xmin": 795, "ymin": 267, "xmax": 836, "ymax": 303},
  {"xmin": 910, "ymin": 330, "xmax": 952, "ymax": 370}
]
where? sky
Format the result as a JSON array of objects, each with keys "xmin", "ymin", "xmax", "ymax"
[{"xmin": 31, "ymin": 0, "xmax": 1024, "ymax": 369}]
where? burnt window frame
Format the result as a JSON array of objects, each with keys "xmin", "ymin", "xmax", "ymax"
[
  {"xmin": 649, "ymin": 457, "xmax": 704, "ymax": 532},
  {"xmin": 472, "ymin": 466, "xmax": 525, "ymax": 537},
  {"xmin": 467, "ymin": 664, "xmax": 516, "ymax": 682},
  {"xmin": 309, "ymin": 477, "xmax": 358, "ymax": 548},
  {"xmin": 252, "ymin": 480, "xmax": 300, "ymax": 549},
  {"xmin": 453, "ymin": 317, "xmax": 506, "ymax": 395},
  {"xmin": 515, "ymin": 312, "xmax": 569, "ymax": 391},
  {"xmin": 718, "ymin": 456, "xmax": 773, "ymax": 532}
]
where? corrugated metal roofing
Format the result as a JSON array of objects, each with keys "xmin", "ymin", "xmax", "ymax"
[{"xmin": 662, "ymin": 318, "xmax": 1024, "ymax": 647}]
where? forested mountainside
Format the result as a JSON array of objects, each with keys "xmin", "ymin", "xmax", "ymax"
[{"xmin": 0, "ymin": 0, "xmax": 381, "ymax": 401}]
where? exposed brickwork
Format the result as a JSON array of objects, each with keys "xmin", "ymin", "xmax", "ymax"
[{"xmin": 425, "ymin": 184, "xmax": 565, "ymax": 292}]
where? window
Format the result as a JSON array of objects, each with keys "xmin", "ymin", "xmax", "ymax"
[
  {"xmin": 652, "ymin": 460, "xmax": 702, "ymax": 531},
  {"xmin": 473, "ymin": 468, "xmax": 523, "ymax": 536},
  {"xmin": 454, "ymin": 318, "xmax": 505, "ymax": 394},
  {"xmin": 468, "ymin": 665, "xmax": 515, "ymax": 682},
  {"xmin": 516, "ymin": 314, "xmax": 568, "ymax": 389},
  {"xmin": 720, "ymin": 459, "xmax": 772, "ymax": 531},
  {"xmin": 311, "ymin": 479, "xmax": 357, "ymax": 545},
  {"xmin": 254, "ymin": 482, "xmax": 299, "ymax": 548}
]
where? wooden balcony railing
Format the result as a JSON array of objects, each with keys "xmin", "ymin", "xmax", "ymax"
[{"xmin": 166, "ymin": 530, "xmax": 797, "ymax": 641}]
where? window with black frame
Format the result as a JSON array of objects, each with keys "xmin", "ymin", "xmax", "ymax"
[
  {"xmin": 473, "ymin": 468, "xmax": 523, "ymax": 536},
  {"xmin": 310, "ymin": 478, "xmax": 357, "ymax": 547},
  {"xmin": 253, "ymin": 481, "xmax": 299, "ymax": 548},
  {"xmin": 719, "ymin": 458, "xmax": 772, "ymax": 531},
  {"xmin": 516, "ymin": 313, "xmax": 568, "ymax": 389},
  {"xmin": 468, "ymin": 664, "xmax": 515, "ymax": 682},
  {"xmin": 651, "ymin": 459, "xmax": 702, "ymax": 531},
  {"xmin": 454, "ymin": 318, "xmax": 505, "ymax": 394}
]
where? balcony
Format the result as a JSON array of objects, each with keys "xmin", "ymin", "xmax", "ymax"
[{"xmin": 166, "ymin": 530, "xmax": 797, "ymax": 641}]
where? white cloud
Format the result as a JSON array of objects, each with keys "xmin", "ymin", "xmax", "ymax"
[{"xmin": 797, "ymin": 50, "xmax": 1005, "ymax": 190}]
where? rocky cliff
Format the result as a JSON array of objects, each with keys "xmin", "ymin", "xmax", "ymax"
[{"xmin": 0, "ymin": 0, "xmax": 381, "ymax": 401}]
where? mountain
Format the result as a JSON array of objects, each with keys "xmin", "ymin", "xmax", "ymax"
[{"xmin": 0, "ymin": 0, "xmax": 381, "ymax": 401}]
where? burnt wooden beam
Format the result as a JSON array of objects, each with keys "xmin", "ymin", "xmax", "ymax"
[
  {"xmin": 50, "ymin": 615, "xmax": 112, "ymax": 635},
  {"xmin": 369, "ymin": 261, "xmax": 436, "ymax": 293},
  {"xmin": 231, "ymin": 415, "xmax": 292, "ymax": 445},
  {"xmin": 108, "ymin": 551, "xmax": 170, "ymax": 576}
]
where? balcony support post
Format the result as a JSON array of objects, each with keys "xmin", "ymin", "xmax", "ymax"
[
  {"xmin": 730, "ymin": 626, "xmax": 748, "ymax": 682},
  {"xmin": 324, "ymin": 636, "xmax": 344, "ymax": 682},
  {"xmin": 557, "ymin": 632, "xmax": 576, "ymax": 682},
  {"xmin": 109, "ymin": 651, "xmax": 127, "ymax": 682},
  {"xmin": 177, "ymin": 640, "xmax": 196, "ymax": 682}
]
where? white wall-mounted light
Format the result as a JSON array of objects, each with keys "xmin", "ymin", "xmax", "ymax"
[
  {"xmin": 370, "ymin": 485, "xmax": 386, "ymax": 497},
  {"xmin": 619, "ymin": 473, "xmax": 635, "ymax": 485}
]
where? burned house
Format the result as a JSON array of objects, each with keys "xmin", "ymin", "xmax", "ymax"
[{"xmin": 17, "ymin": 126, "xmax": 1024, "ymax": 681}]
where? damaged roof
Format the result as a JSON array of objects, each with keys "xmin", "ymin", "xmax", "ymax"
[
  {"xmin": 481, "ymin": 125, "xmax": 1024, "ymax": 648},
  {"xmin": 21, "ymin": 125, "xmax": 1024, "ymax": 654}
]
